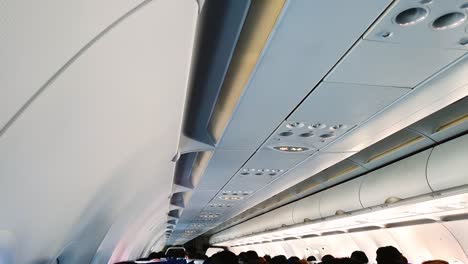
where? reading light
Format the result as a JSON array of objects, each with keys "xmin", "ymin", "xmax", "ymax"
[
  {"xmin": 273, "ymin": 146, "xmax": 309, "ymax": 153},
  {"xmin": 220, "ymin": 195, "xmax": 245, "ymax": 201}
]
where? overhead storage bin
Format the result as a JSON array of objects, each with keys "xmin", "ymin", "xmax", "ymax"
[
  {"xmin": 292, "ymin": 194, "xmax": 321, "ymax": 224},
  {"xmin": 427, "ymin": 134, "xmax": 468, "ymax": 191},
  {"xmin": 272, "ymin": 203, "xmax": 295, "ymax": 228},
  {"xmin": 360, "ymin": 149, "xmax": 432, "ymax": 208},
  {"xmin": 319, "ymin": 178, "xmax": 364, "ymax": 217}
]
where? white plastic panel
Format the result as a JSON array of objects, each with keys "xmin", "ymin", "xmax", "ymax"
[
  {"xmin": 290, "ymin": 82, "xmax": 409, "ymax": 130},
  {"xmin": 364, "ymin": 0, "xmax": 468, "ymax": 50},
  {"xmin": 348, "ymin": 229, "xmax": 398, "ymax": 262},
  {"xmin": 319, "ymin": 159, "xmax": 368, "ymax": 188},
  {"xmin": 409, "ymin": 96, "xmax": 468, "ymax": 142},
  {"xmin": 245, "ymin": 148, "xmax": 311, "ymax": 173},
  {"xmin": 349, "ymin": 128, "xmax": 434, "ymax": 170},
  {"xmin": 324, "ymin": 54, "xmax": 468, "ymax": 153},
  {"xmin": 224, "ymin": 222, "xmax": 468, "ymax": 262},
  {"xmin": 194, "ymin": 150, "xmax": 252, "ymax": 191},
  {"xmin": 326, "ymin": 40, "xmax": 464, "ymax": 88},
  {"xmin": 217, "ymin": 0, "xmax": 392, "ymax": 150},
  {"xmin": 387, "ymin": 223, "xmax": 468, "ymax": 263},
  {"xmin": 0, "ymin": 0, "xmax": 147, "ymax": 130},
  {"xmin": 443, "ymin": 219, "xmax": 468, "ymax": 258},
  {"xmin": 227, "ymin": 152, "xmax": 355, "ymax": 229},
  {"xmin": 0, "ymin": 1, "xmax": 198, "ymax": 263},
  {"xmin": 292, "ymin": 195, "xmax": 321, "ymax": 224},
  {"xmin": 360, "ymin": 149, "xmax": 433, "ymax": 208},
  {"xmin": 427, "ymin": 134, "xmax": 468, "ymax": 191},
  {"xmin": 272, "ymin": 203, "xmax": 295, "ymax": 228},
  {"xmin": 302, "ymin": 233, "xmax": 359, "ymax": 259},
  {"xmin": 319, "ymin": 178, "xmax": 364, "ymax": 217}
]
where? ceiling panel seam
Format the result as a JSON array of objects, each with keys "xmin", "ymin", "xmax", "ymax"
[
  {"xmin": 0, "ymin": 0, "xmax": 152, "ymax": 139},
  {"xmin": 321, "ymin": 80, "xmax": 411, "ymax": 90},
  {"xmin": 283, "ymin": 0, "xmax": 396, "ymax": 121}
]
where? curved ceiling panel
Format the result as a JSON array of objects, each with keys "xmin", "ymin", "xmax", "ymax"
[
  {"xmin": 0, "ymin": 0, "xmax": 147, "ymax": 132},
  {"xmin": 0, "ymin": 0, "xmax": 198, "ymax": 263}
]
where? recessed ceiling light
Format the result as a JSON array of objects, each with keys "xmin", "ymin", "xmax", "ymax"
[
  {"xmin": 273, "ymin": 146, "xmax": 310, "ymax": 153},
  {"xmin": 286, "ymin": 122, "xmax": 304, "ymax": 129},
  {"xmin": 220, "ymin": 195, "xmax": 245, "ymax": 201},
  {"xmin": 200, "ymin": 212, "xmax": 220, "ymax": 218},
  {"xmin": 330, "ymin": 124, "xmax": 347, "ymax": 130},
  {"xmin": 308, "ymin": 123, "xmax": 327, "ymax": 129}
]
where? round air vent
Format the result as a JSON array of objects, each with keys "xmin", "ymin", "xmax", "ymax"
[
  {"xmin": 432, "ymin": 12, "xmax": 466, "ymax": 30},
  {"xmin": 395, "ymin": 7, "xmax": 428, "ymax": 26},
  {"xmin": 279, "ymin": 131, "xmax": 294, "ymax": 137}
]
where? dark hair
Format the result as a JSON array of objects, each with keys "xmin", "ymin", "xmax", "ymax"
[
  {"xmin": 245, "ymin": 251, "xmax": 259, "ymax": 264},
  {"xmin": 307, "ymin": 256, "xmax": 317, "ymax": 262},
  {"xmin": 350, "ymin": 251, "xmax": 368, "ymax": 264},
  {"xmin": 271, "ymin": 255, "xmax": 288, "ymax": 264},
  {"xmin": 211, "ymin": 251, "xmax": 238, "ymax": 264},
  {"xmin": 288, "ymin": 256, "xmax": 300, "ymax": 264},
  {"xmin": 239, "ymin": 252, "xmax": 248, "ymax": 262},
  {"xmin": 321, "ymin": 255, "xmax": 335, "ymax": 264},
  {"xmin": 166, "ymin": 248, "xmax": 186, "ymax": 259},
  {"xmin": 149, "ymin": 251, "xmax": 166, "ymax": 259},
  {"xmin": 422, "ymin": 260, "xmax": 449, "ymax": 264},
  {"xmin": 376, "ymin": 246, "xmax": 405, "ymax": 264},
  {"xmin": 332, "ymin": 258, "xmax": 359, "ymax": 264},
  {"xmin": 264, "ymin": 255, "xmax": 272, "ymax": 262}
]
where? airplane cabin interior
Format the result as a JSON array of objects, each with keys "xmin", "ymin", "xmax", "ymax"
[{"xmin": 1, "ymin": 0, "xmax": 468, "ymax": 263}]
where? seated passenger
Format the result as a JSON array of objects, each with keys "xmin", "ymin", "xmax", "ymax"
[
  {"xmin": 264, "ymin": 255, "xmax": 272, "ymax": 263},
  {"xmin": 239, "ymin": 252, "xmax": 247, "ymax": 264},
  {"xmin": 167, "ymin": 249, "xmax": 186, "ymax": 259},
  {"xmin": 331, "ymin": 258, "xmax": 359, "ymax": 264},
  {"xmin": 258, "ymin": 257, "xmax": 268, "ymax": 264},
  {"xmin": 270, "ymin": 255, "xmax": 288, "ymax": 264},
  {"xmin": 376, "ymin": 246, "xmax": 406, "ymax": 264},
  {"xmin": 350, "ymin": 251, "xmax": 368, "ymax": 264},
  {"xmin": 422, "ymin": 261, "xmax": 449, "ymax": 264},
  {"xmin": 210, "ymin": 250, "xmax": 238, "ymax": 264},
  {"xmin": 306, "ymin": 256, "xmax": 317, "ymax": 263},
  {"xmin": 288, "ymin": 256, "xmax": 300, "ymax": 264},
  {"xmin": 320, "ymin": 255, "xmax": 334, "ymax": 264},
  {"xmin": 246, "ymin": 250, "xmax": 259, "ymax": 264},
  {"xmin": 148, "ymin": 251, "xmax": 166, "ymax": 261}
]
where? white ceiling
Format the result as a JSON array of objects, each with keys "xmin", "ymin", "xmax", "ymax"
[{"xmin": 0, "ymin": 0, "xmax": 198, "ymax": 263}]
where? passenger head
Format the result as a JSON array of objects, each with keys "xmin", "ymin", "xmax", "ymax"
[
  {"xmin": 211, "ymin": 251, "xmax": 238, "ymax": 264},
  {"xmin": 376, "ymin": 246, "xmax": 405, "ymax": 264},
  {"xmin": 350, "ymin": 251, "xmax": 368, "ymax": 264},
  {"xmin": 298, "ymin": 259, "xmax": 309, "ymax": 264},
  {"xmin": 166, "ymin": 248, "xmax": 186, "ymax": 259},
  {"xmin": 270, "ymin": 255, "xmax": 288, "ymax": 264},
  {"xmin": 321, "ymin": 255, "xmax": 334, "ymax": 264},
  {"xmin": 332, "ymin": 258, "xmax": 358, "ymax": 264},
  {"xmin": 258, "ymin": 257, "xmax": 268, "ymax": 264},
  {"xmin": 264, "ymin": 255, "xmax": 272, "ymax": 263},
  {"xmin": 307, "ymin": 256, "xmax": 317, "ymax": 262},
  {"xmin": 422, "ymin": 260, "xmax": 449, "ymax": 264},
  {"xmin": 239, "ymin": 252, "xmax": 248, "ymax": 263},
  {"xmin": 288, "ymin": 256, "xmax": 300, "ymax": 264},
  {"xmin": 246, "ymin": 250, "xmax": 259, "ymax": 264},
  {"xmin": 148, "ymin": 251, "xmax": 165, "ymax": 260}
]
